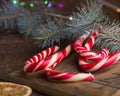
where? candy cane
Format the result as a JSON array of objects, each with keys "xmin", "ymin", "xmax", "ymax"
[
  {"xmin": 80, "ymin": 49, "xmax": 109, "ymax": 61},
  {"xmin": 74, "ymin": 30, "xmax": 97, "ymax": 54},
  {"xmin": 23, "ymin": 44, "xmax": 74, "ymax": 72},
  {"xmin": 51, "ymin": 43, "xmax": 74, "ymax": 69},
  {"xmin": 23, "ymin": 45, "xmax": 59, "ymax": 67},
  {"xmin": 79, "ymin": 52, "xmax": 120, "ymax": 72},
  {"xmin": 75, "ymin": 30, "xmax": 120, "ymax": 72},
  {"xmin": 74, "ymin": 31, "xmax": 91, "ymax": 54},
  {"xmin": 44, "ymin": 68, "xmax": 94, "ymax": 82},
  {"xmin": 84, "ymin": 30, "xmax": 98, "ymax": 51},
  {"xmin": 74, "ymin": 31, "xmax": 98, "ymax": 54},
  {"xmin": 74, "ymin": 31, "xmax": 109, "ymax": 61}
]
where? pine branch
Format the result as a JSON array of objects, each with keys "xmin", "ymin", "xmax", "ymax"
[
  {"xmin": 0, "ymin": 1, "xmax": 18, "ymax": 30},
  {"xmin": 34, "ymin": 18, "xmax": 67, "ymax": 47},
  {"xmin": 66, "ymin": 0, "xmax": 105, "ymax": 38},
  {"xmin": 1, "ymin": 0, "xmax": 120, "ymax": 52},
  {"xmin": 33, "ymin": 0, "xmax": 107, "ymax": 48},
  {"xmin": 0, "ymin": 1, "xmax": 46, "ymax": 37},
  {"xmin": 95, "ymin": 20, "xmax": 120, "ymax": 53},
  {"xmin": 0, "ymin": 15, "xmax": 17, "ymax": 20},
  {"xmin": 16, "ymin": 8, "xmax": 43, "ymax": 37}
]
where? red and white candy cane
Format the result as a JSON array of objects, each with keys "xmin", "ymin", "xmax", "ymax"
[
  {"xmin": 74, "ymin": 30, "xmax": 98, "ymax": 54},
  {"xmin": 80, "ymin": 49, "xmax": 109, "ymax": 61},
  {"xmin": 23, "ymin": 45, "xmax": 59, "ymax": 72},
  {"xmin": 79, "ymin": 52, "xmax": 120, "ymax": 72},
  {"xmin": 44, "ymin": 68, "xmax": 94, "ymax": 82},
  {"xmin": 74, "ymin": 31, "xmax": 109, "ymax": 61},
  {"xmin": 75, "ymin": 30, "xmax": 120, "ymax": 72},
  {"xmin": 23, "ymin": 44, "xmax": 74, "ymax": 73},
  {"xmin": 84, "ymin": 30, "xmax": 98, "ymax": 51},
  {"xmin": 24, "ymin": 46, "xmax": 59, "ymax": 67}
]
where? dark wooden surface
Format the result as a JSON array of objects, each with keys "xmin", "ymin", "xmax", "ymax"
[
  {"xmin": 1, "ymin": 32, "xmax": 120, "ymax": 96},
  {"xmin": 0, "ymin": 33, "xmax": 43, "ymax": 96},
  {"xmin": 7, "ymin": 62, "xmax": 120, "ymax": 96}
]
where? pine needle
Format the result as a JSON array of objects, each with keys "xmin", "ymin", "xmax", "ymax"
[
  {"xmin": 0, "ymin": 0, "xmax": 45, "ymax": 37},
  {"xmin": 34, "ymin": 18, "xmax": 67, "ymax": 48},
  {"xmin": 0, "ymin": 1, "xmax": 18, "ymax": 29},
  {"xmin": 95, "ymin": 20, "xmax": 120, "ymax": 53},
  {"xmin": 66, "ymin": 0, "xmax": 105, "ymax": 39}
]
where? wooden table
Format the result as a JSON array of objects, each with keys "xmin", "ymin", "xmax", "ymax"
[
  {"xmin": 0, "ymin": 32, "xmax": 45, "ymax": 96},
  {"xmin": 0, "ymin": 32, "xmax": 120, "ymax": 96}
]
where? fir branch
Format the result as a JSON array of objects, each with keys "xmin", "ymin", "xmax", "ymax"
[
  {"xmin": 0, "ymin": 1, "xmax": 18, "ymax": 29},
  {"xmin": 45, "ymin": 12, "xmax": 71, "ymax": 20},
  {"xmin": 0, "ymin": 15, "xmax": 17, "ymax": 20},
  {"xmin": 95, "ymin": 20, "xmax": 120, "ymax": 53},
  {"xmin": 34, "ymin": 18, "xmax": 67, "ymax": 47},
  {"xmin": 0, "ymin": 1, "xmax": 46, "ymax": 37},
  {"xmin": 16, "ymin": 8, "xmax": 42, "ymax": 37},
  {"xmin": 33, "ymin": 0, "xmax": 108, "ymax": 48},
  {"xmin": 66, "ymin": 0, "xmax": 105, "ymax": 38}
]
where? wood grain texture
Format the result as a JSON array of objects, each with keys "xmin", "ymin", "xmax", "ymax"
[
  {"xmin": 0, "ymin": 29, "xmax": 120, "ymax": 95},
  {"xmin": 0, "ymin": 33, "xmax": 120, "ymax": 96},
  {"xmin": 3, "ymin": 53, "xmax": 120, "ymax": 96}
]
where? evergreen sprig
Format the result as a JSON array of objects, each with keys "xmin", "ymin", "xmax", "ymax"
[
  {"xmin": 0, "ymin": 0, "xmax": 120, "ymax": 53},
  {"xmin": 0, "ymin": 1, "xmax": 18, "ymax": 30},
  {"xmin": 95, "ymin": 20, "xmax": 120, "ymax": 53},
  {"xmin": 34, "ymin": 18, "xmax": 67, "ymax": 47},
  {"xmin": 16, "ymin": 9, "xmax": 42, "ymax": 37},
  {"xmin": 66, "ymin": 0, "xmax": 105, "ymax": 38},
  {"xmin": 34, "ymin": 0, "xmax": 107, "ymax": 47},
  {"xmin": 0, "ymin": 0, "xmax": 45, "ymax": 37}
]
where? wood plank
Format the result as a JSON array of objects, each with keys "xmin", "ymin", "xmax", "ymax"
[
  {"xmin": 2, "ymin": 51, "xmax": 120, "ymax": 96},
  {"xmin": 0, "ymin": 33, "xmax": 120, "ymax": 96},
  {"xmin": 112, "ymin": 90, "xmax": 120, "ymax": 96}
]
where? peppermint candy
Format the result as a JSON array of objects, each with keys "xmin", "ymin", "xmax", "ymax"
[
  {"xmin": 75, "ymin": 30, "xmax": 120, "ymax": 72},
  {"xmin": 44, "ymin": 68, "xmax": 94, "ymax": 82},
  {"xmin": 23, "ymin": 45, "xmax": 59, "ymax": 72},
  {"xmin": 23, "ymin": 43, "xmax": 94, "ymax": 82},
  {"xmin": 79, "ymin": 52, "xmax": 120, "ymax": 72}
]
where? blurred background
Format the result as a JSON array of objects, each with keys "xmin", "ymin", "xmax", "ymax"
[
  {"xmin": 9, "ymin": 0, "xmax": 120, "ymax": 20},
  {"xmin": 16, "ymin": 0, "xmax": 120, "ymax": 20}
]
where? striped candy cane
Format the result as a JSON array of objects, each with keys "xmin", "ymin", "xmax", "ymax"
[
  {"xmin": 84, "ymin": 30, "xmax": 98, "ymax": 51},
  {"xmin": 80, "ymin": 49, "xmax": 109, "ymax": 61},
  {"xmin": 74, "ymin": 31, "xmax": 109, "ymax": 61},
  {"xmin": 50, "ymin": 43, "xmax": 74, "ymax": 69},
  {"xmin": 23, "ymin": 45, "xmax": 59, "ymax": 68},
  {"xmin": 74, "ymin": 30, "xmax": 97, "ymax": 54},
  {"xmin": 79, "ymin": 52, "xmax": 120, "ymax": 72},
  {"xmin": 75, "ymin": 30, "xmax": 120, "ymax": 72},
  {"xmin": 74, "ymin": 31, "xmax": 91, "ymax": 54},
  {"xmin": 44, "ymin": 68, "xmax": 94, "ymax": 82},
  {"xmin": 23, "ymin": 44, "xmax": 74, "ymax": 73}
]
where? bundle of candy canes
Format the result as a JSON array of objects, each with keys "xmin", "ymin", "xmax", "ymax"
[{"xmin": 23, "ymin": 30, "xmax": 120, "ymax": 82}]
